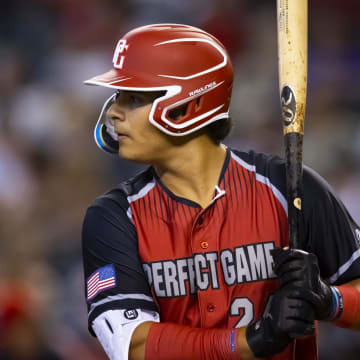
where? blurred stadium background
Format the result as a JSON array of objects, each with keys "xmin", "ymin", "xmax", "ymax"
[{"xmin": 0, "ymin": 0, "xmax": 359, "ymax": 359}]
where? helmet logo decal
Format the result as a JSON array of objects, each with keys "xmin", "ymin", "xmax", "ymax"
[
  {"xmin": 113, "ymin": 40, "xmax": 129, "ymax": 69},
  {"xmin": 189, "ymin": 81, "xmax": 217, "ymax": 97}
]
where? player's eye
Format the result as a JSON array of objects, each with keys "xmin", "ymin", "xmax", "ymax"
[
  {"xmin": 114, "ymin": 91, "xmax": 148, "ymax": 109},
  {"xmin": 128, "ymin": 93, "xmax": 147, "ymax": 108},
  {"xmin": 113, "ymin": 90, "xmax": 165, "ymax": 109}
]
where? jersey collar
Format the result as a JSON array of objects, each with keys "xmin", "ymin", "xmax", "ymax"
[{"xmin": 152, "ymin": 147, "xmax": 230, "ymax": 208}]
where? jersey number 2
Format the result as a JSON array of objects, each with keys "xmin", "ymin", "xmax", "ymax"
[
  {"xmin": 229, "ymin": 295, "xmax": 273, "ymax": 328},
  {"xmin": 229, "ymin": 298, "xmax": 254, "ymax": 328}
]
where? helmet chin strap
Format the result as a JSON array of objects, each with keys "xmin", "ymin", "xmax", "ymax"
[{"xmin": 94, "ymin": 93, "xmax": 119, "ymax": 154}]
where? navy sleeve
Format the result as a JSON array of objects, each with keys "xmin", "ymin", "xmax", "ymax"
[
  {"xmin": 301, "ymin": 166, "xmax": 360, "ymax": 284},
  {"xmin": 232, "ymin": 149, "xmax": 360, "ymax": 285},
  {"xmin": 82, "ymin": 190, "xmax": 157, "ymax": 334},
  {"xmin": 259, "ymin": 151, "xmax": 360, "ymax": 284}
]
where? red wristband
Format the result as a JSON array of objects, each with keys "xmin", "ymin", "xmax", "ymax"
[
  {"xmin": 145, "ymin": 323, "xmax": 240, "ymax": 360},
  {"xmin": 334, "ymin": 284, "xmax": 360, "ymax": 328}
]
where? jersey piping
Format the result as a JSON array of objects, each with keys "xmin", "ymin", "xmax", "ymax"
[
  {"xmin": 230, "ymin": 151, "xmax": 288, "ymax": 216},
  {"xmin": 126, "ymin": 178, "xmax": 156, "ymax": 219},
  {"xmin": 329, "ymin": 248, "xmax": 360, "ymax": 283},
  {"xmin": 89, "ymin": 293, "xmax": 155, "ymax": 317}
]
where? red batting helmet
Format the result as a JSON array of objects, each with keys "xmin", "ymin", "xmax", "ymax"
[{"xmin": 85, "ymin": 24, "xmax": 234, "ymax": 153}]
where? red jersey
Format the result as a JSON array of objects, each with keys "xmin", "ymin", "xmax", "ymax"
[{"xmin": 82, "ymin": 148, "xmax": 360, "ymax": 359}]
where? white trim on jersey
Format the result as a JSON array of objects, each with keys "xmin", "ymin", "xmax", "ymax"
[
  {"xmin": 89, "ymin": 293, "xmax": 155, "ymax": 317},
  {"xmin": 126, "ymin": 207, "xmax": 133, "ymax": 221},
  {"xmin": 213, "ymin": 185, "xmax": 226, "ymax": 202},
  {"xmin": 127, "ymin": 179, "xmax": 156, "ymax": 204},
  {"xmin": 125, "ymin": 179, "xmax": 156, "ymax": 220},
  {"xmin": 230, "ymin": 151, "xmax": 288, "ymax": 216},
  {"xmin": 92, "ymin": 309, "xmax": 159, "ymax": 360},
  {"xmin": 328, "ymin": 248, "xmax": 360, "ymax": 284}
]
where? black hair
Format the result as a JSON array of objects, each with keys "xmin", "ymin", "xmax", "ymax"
[{"xmin": 205, "ymin": 117, "xmax": 233, "ymax": 145}]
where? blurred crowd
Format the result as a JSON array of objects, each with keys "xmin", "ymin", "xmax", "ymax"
[{"xmin": 0, "ymin": 0, "xmax": 359, "ymax": 359}]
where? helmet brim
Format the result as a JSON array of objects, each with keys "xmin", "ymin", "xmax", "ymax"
[{"xmin": 84, "ymin": 68, "xmax": 171, "ymax": 92}]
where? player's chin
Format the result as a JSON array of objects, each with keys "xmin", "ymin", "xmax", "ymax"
[{"xmin": 118, "ymin": 144, "xmax": 154, "ymax": 164}]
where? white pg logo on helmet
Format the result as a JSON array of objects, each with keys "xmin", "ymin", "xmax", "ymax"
[{"xmin": 113, "ymin": 39, "xmax": 129, "ymax": 69}]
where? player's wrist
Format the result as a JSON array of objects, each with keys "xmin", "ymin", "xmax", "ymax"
[
  {"xmin": 246, "ymin": 287, "xmax": 316, "ymax": 358},
  {"xmin": 324, "ymin": 286, "xmax": 343, "ymax": 321},
  {"xmin": 310, "ymin": 281, "xmax": 334, "ymax": 320},
  {"xmin": 237, "ymin": 327, "xmax": 255, "ymax": 360},
  {"xmin": 145, "ymin": 324, "xmax": 242, "ymax": 360},
  {"xmin": 332, "ymin": 284, "xmax": 360, "ymax": 328},
  {"xmin": 246, "ymin": 317, "xmax": 290, "ymax": 358}
]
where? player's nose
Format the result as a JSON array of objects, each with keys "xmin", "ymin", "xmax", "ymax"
[{"xmin": 106, "ymin": 103, "xmax": 125, "ymax": 122}]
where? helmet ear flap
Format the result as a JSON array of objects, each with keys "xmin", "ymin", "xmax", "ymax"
[
  {"xmin": 168, "ymin": 102, "xmax": 189, "ymax": 121},
  {"xmin": 94, "ymin": 123, "xmax": 119, "ymax": 154},
  {"xmin": 167, "ymin": 96, "xmax": 203, "ymax": 122},
  {"xmin": 188, "ymin": 95, "xmax": 204, "ymax": 115},
  {"xmin": 94, "ymin": 93, "xmax": 119, "ymax": 154}
]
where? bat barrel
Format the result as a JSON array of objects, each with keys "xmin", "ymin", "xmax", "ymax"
[{"xmin": 277, "ymin": 0, "xmax": 308, "ymax": 249}]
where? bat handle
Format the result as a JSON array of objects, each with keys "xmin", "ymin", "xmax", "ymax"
[{"xmin": 285, "ymin": 132, "xmax": 304, "ymax": 249}]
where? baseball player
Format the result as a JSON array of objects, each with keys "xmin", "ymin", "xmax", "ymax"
[{"xmin": 81, "ymin": 24, "xmax": 360, "ymax": 359}]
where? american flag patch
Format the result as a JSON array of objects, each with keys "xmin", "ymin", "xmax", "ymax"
[{"xmin": 87, "ymin": 264, "xmax": 116, "ymax": 301}]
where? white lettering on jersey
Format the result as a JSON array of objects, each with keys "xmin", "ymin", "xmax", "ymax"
[
  {"xmin": 152, "ymin": 262, "xmax": 166, "ymax": 297},
  {"xmin": 247, "ymin": 244, "xmax": 267, "ymax": 281},
  {"xmin": 235, "ymin": 247, "xmax": 252, "ymax": 282},
  {"xmin": 143, "ymin": 242, "xmax": 276, "ymax": 297},
  {"xmin": 206, "ymin": 252, "xmax": 219, "ymax": 289},
  {"xmin": 221, "ymin": 250, "xmax": 236, "ymax": 285},
  {"xmin": 187, "ymin": 258, "xmax": 196, "ymax": 294},
  {"xmin": 163, "ymin": 261, "xmax": 180, "ymax": 297},
  {"xmin": 177, "ymin": 259, "xmax": 189, "ymax": 295},
  {"xmin": 264, "ymin": 243, "xmax": 276, "ymax": 278},
  {"xmin": 194, "ymin": 254, "xmax": 209, "ymax": 291}
]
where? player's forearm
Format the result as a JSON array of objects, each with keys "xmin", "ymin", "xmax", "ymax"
[
  {"xmin": 347, "ymin": 279, "xmax": 360, "ymax": 331},
  {"xmin": 237, "ymin": 327, "xmax": 255, "ymax": 359},
  {"xmin": 129, "ymin": 321, "xmax": 153, "ymax": 360},
  {"xmin": 328, "ymin": 279, "xmax": 360, "ymax": 331},
  {"xmin": 129, "ymin": 322, "xmax": 254, "ymax": 360},
  {"xmin": 130, "ymin": 283, "xmax": 316, "ymax": 360}
]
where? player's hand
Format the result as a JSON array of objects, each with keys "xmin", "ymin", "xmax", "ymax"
[
  {"xmin": 246, "ymin": 288, "xmax": 315, "ymax": 358},
  {"xmin": 271, "ymin": 247, "xmax": 334, "ymax": 320}
]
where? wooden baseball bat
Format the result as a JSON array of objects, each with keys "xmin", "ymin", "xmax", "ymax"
[{"xmin": 277, "ymin": 0, "xmax": 308, "ymax": 249}]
